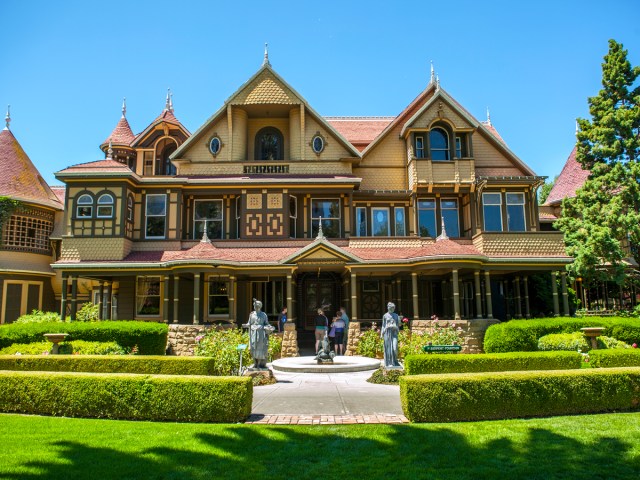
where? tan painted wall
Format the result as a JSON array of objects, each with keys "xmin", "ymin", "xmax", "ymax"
[
  {"xmin": 289, "ymin": 108, "xmax": 301, "ymax": 161},
  {"xmin": 247, "ymin": 118, "xmax": 290, "ymax": 160},
  {"xmin": 304, "ymin": 115, "xmax": 352, "ymax": 161},
  {"xmin": 178, "ymin": 115, "xmax": 230, "ymax": 165},
  {"xmin": 473, "ymin": 133, "xmax": 527, "ymax": 174},
  {"xmin": 60, "ymin": 237, "xmax": 132, "ymax": 261},
  {"xmin": 232, "ymin": 108, "xmax": 248, "ymax": 161},
  {"xmin": 0, "ymin": 251, "xmax": 54, "ymax": 274}
]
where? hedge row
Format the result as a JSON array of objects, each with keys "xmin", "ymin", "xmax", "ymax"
[
  {"xmin": 0, "ymin": 321, "xmax": 168, "ymax": 355},
  {"xmin": 589, "ymin": 349, "xmax": 640, "ymax": 368},
  {"xmin": 400, "ymin": 367, "xmax": 640, "ymax": 422},
  {"xmin": 404, "ymin": 351, "xmax": 582, "ymax": 375},
  {"xmin": 483, "ymin": 317, "xmax": 640, "ymax": 353},
  {"xmin": 0, "ymin": 370, "xmax": 252, "ymax": 422},
  {"xmin": 0, "ymin": 355, "xmax": 217, "ymax": 376}
]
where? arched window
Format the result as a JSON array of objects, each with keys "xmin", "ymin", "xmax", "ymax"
[
  {"xmin": 155, "ymin": 138, "xmax": 177, "ymax": 175},
  {"xmin": 429, "ymin": 127, "xmax": 450, "ymax": 160},
  {"xmin": 76, "ymin": 194, "xmax": 94, "ymax": 218},
  {"xmin": 97, "ymin": 193, "xmax": 114, "ymax": 218},
  {"xmin": 255, "ymin": 127, "xmax": 284, "ymax": 161}
]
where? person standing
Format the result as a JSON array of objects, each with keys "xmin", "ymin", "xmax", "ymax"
[
  {"xmin": 314, "ymin": 308, "xmax": 328, "ymax": 353},
  {"xmin": 331, "ymin": 313, "xmax": 346, "ymax": 355},
  {"xmin": 277, "ymin": 306, "xmax": 287, "ymax": 332},
  {"xmin": 339, "ymin": 306, "xmax": 350, "ymax": 344}
]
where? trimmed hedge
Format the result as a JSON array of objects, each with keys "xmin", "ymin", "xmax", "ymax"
[
  {"xmin": 589, "ymin": 349, "xmax": 640, "ymax": 368},
  {"xmin": 400, "ymin": 367, "xmax": 640, "ymax": 422},
  {"xmin": 0, "ymin": 340, "xmax": 126, "ymax": 355},
  {"xmin": 0, "ymin": 321, "xmax": 168, "ymax": 355},
  {"xmin": 404, "ymin": 351, "xmax": 582, "ymax": 375},
  {"xmin": 0, "ymin": 370, "xmax": 252, "ymax": 422},
  {"xmin": 484, "ymin": 317, "xmax": 640, "ymax": 353},
  {"xmin": 0, "ymin": 355, "xmax": 217, "ymax": 376}
]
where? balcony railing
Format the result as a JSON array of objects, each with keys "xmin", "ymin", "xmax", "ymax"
[
  {"xmin": 472, "ymin": 231, "xmax": 568, "ymax": 258},
  {"xmin": 413, "ymin": 157, "xmax": 475, "ymax": 184},
  {"xmin": 243, "ymin": 164, "xmax": 289, "ymax": 174}
]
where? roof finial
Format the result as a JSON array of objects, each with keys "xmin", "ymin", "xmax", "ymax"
[
  {"xmin": 436, "ymin": 216, "xmax": 448, "ymax": 242},
  {"xmin": 107, "ymin": 140, "xmax": 114, "ymax": 160},
  {"xmin": 575, "ymin": 119, "xmax": 579, "ymax": 135},
  {"xmin": 430, "ymin": 60, "xmax": 435, "ymax": 84},
  {"xmin": 436, "ymin": 74, "xmax": 440, "ymax": 91},
  {"xmin": 316, "ymin": 217, "xmax": 325, "ymax": 240},
  {"xmin": 263, "ymin": 42, "xmax": 271, "ymax": 67},
  {"xmin": 486, "ymin": 107, "xmax": 492, "ymax": 126},
  {"xmin": 121, "ymin": 98, "xmax": 127, "ymax": 118},
  {"xmin": 201, "ymin": 220, "xmax": 210, "ymax": 243},
  {"xmin": 169, "ymin": 91, "xmax": 174, "ymax": 113},
  {"xmin": 165, "ymin": 88, "xmax": 171, "ymax": 111},
  {"xmin": 3, "ymin": 105, "xmax": 9, "ymax": 130}
]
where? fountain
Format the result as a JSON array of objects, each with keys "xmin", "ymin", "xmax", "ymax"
[
  {"xmin": 581, "ymin": 327, "xmax": 606, "ymax": 350},
  {"xmin": 43, "ymin": 333, "xmax": 69, "ymax": 354}
]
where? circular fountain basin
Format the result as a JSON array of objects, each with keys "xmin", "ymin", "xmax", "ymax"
[{"xmin": 272, "ymin": 355, "xmax": 382, "ymax": 373}]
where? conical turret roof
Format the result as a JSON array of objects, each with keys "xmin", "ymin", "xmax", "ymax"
[{"xmin": 100, "ymin": 116, "xmax": 136, "ymax": 150}]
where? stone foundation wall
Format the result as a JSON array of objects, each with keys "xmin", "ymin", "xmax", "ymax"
[
  {"xmin": 167, "ymin": 324, "xmax": 212, "ymax": 356},
  {"xmin": 410, "ymin": 319, "xmax": 499, "ymax": 353},
  {"xmin": 281, "ymin": 321, "xmax": 299, "ymax": 357}
]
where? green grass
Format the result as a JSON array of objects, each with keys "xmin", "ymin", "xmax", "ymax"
[{"xmin": 1, "ymin": 413, "xmax": 639, "ymax": 479}]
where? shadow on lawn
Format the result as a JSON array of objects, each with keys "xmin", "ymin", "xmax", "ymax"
[{"xmin": 5, "ymin": 422, "xmax": 639, "ymax": 480}]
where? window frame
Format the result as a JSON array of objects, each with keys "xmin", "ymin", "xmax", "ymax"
[
  {"xmin": 394, "ymin": 207, "xmax": 406, "ymax": 236},
  {"xmin": 429, "ymin": 127, "xmax": 450, "ymax": 161},
  {"xmin": 482, "ymin": 192, "xmax": 503, "ymax": 232},
  {"xmin": 355, "ymin": 206, "xmax": 367, "ymax": 237},
  {"xmin": 415, "ymin": 135, "xmax": 425, "ymax": 158},
  {"xmin": 440, "ymin": 197, "xmax": 460, "ymax": 238},
  {"xmin": 417, "ymin": 198, "xmax": 437, "ymax": 238},
  {"xmin": 135, "ymin": 276, "xmax": 162, "ymax": 318},
  {"xmin": 506, "ymin": 192, "xmax": 527, "ymax": 232},
  {"xmin": 371, "ymin": 207, "xmax": 390, "ymax": 237},
  {"xmin": 289, "ymin": 195, "xmax": 297, "ymax": 238},
  {"xmin": 310, "ymin": 198, "xmax": 341, "ymax": 238},
  {"xmin": 193, "ymin": 199, "xmax": 224, "ymax": 240},
  {"xmin": 207, "ymin": 278, "xmax": 230, "ymax": 318},
  {"xmin": 76, "ymin": 194, "xmax": 94, "ymax": 218},
  {"xmin": 96, "ymin": 193, "xmax": 115, "ymax": 219},
  {"xmin": 255, "ymin": 126, "xmax": 284, "ymax": 161},
  {"xmin": 145, "ymin": 194, "xmax": 167, "ymax": 239},
  {"xmin": 127, "ymin": 195, "xmax": 134, "ymax": 222}
]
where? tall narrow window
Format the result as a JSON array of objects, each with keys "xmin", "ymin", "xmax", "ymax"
[
  {"xmin": 483, "ymin": 193, "xmax": 503, "ymax": 232},
  {"xmin": 145, "ymin": 194, "xmax": 166, "ymax": 239},
  {"xmin": 415, "ymin": 136, "xmax": 425, "ymax": 158},
  {"xmin": 311, "ymin": 199, "xmax": 340, "ymax": 238},
  {"xmin": 96, "ymin": 194, "xmax": 114, "ymax": 218},
  {"xmin": 127, "ymin": 196, "xmax": 134, "ymax": 222},
  {"xmin": 455, "ymin": 137, "xmax": 462, "ymax": 158},
  {"xmin": 143, "ymin": 151, "xmax": 154, "ymax": 176},
  {"xmin": 155, "ymin": 139, "xmax": 177, "ymax": 175},
  {"xmin": 430, "ymin": 128, "xmax": 450, "ymax": 160},
  {"xmin": 76, "ymin": 194, "xmax": 93, "ymax": 218},
  {"xmin": 506, "ymin": 193, "xmax": 526, "ymax": 232},
  {"xmin": 394, "ymin": 207, "xmax": 406, "ymax": 236},
  {"xmin": 193, "ymin": 200, "xmax": 223, "ymax": 239},
  {"xmin": 208, "ymin": 280, "xmax": 229, "ymax": 316},
  {"xmin": 372, "ymin": 207, "xmax": 390, "ymax": 236},
  {"xmin": 136, "ymin": 276, "xmax": 161, "ymax": 316},
  {"xmin": 289, "ymin": 196, "xmax": 297, "ymax": 238},
  {"xmin": 356, "ymin": 207, "xmax": 367, "ymax": 237},
  {"xmin": 417, "ymin": 199, "xmax": 437, "ymax": 237},
  {"xmin": 441, "ymin": 198, "xmax": 460, "ymax": 237}
]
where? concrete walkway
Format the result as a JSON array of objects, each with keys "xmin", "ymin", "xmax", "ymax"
[{"xmin": 252, "ymin": 368, "xmax": 404, "ymax": 417}]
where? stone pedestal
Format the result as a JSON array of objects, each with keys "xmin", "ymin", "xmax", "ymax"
[
  {"xmin": 281, "ymin": 321, "xmax": 299, "ymax": 357},
  {"xmin": 345, "ymin": 322, "xmax": 361, "ymax": 356},
  {"xmin": 243, "ymin": 369, "xmax": 276, "ymax": 385}
]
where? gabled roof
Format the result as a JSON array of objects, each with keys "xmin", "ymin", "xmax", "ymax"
[
  {"xmin": 100, "ymin": 116, "xmax": 135, "ymax": 149},
  {"xmin": 0, "ymin": 128, "xmax": 63, "ymax": 210},
  {"xmin": 280, "ymin": 236, "xmax": 361, "ymax": 264},
  {"xmin": 171, "ymin": 64, "xmax": 362, "ymax": 160},
  {"xmin": 325, "ymin": 117, "xmax": 394, "ymax": 151},
  {"xmin": 56, "ymin": 159, "xmax": 133, "ymax": 176},
  {"xmin": 131, "ymin": 108, "xmax": 190, "ymax": 148},
  {"xmin": 544, "ymin": 146, "xmax": 590, "ymax": 206}
]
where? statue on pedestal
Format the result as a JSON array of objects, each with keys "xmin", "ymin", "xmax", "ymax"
[
  {"xmin": 243, "ymin": 299, "xmax": 275, "ymax": 369},
  {"xmin": 381, "ymin": 302, "xmax": 401, "ymax": 368}
]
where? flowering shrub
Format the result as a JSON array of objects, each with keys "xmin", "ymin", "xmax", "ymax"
[
  {"xmin": 15, "ymin": 310, "xmax": 62, "ymax": 324},
  {"xmin": 356, "ymin": 323, "xmax": 383, "ymax": 358},
  {"xmin": 399, "ymin": 322, "xmax": 465, "ymax": 357}
]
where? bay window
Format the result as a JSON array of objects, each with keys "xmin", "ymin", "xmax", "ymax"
[
  {"xmin": 483, "ymin": 193, "xmax": 503, "ymax": 232},
  {"xmin": 506, "ymin": 193, "xmax": 526, "ymax": 231}
]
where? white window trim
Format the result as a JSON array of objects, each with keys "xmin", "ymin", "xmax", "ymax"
[
  {"xmin": 289, "ymin": 195, "xmax": 297, "ymax": 238},
  {"xmin": 355, "ymin": 206, "xmax": 367, "ymax": 237},
  {"xmin": 127, "ymin": 196, "xmax": 134, "ymax": 222},
  {"xmin": 76, "ymin": 194, "xmax": 93, "ymax": 218},
  {"xmin": 206, "ymin": 275, "xmax": 231, "ymax": 319},
  {"xmin": 440, "ymin": 198, "xmax": 460, "ymax": 237},
  {"xmin": 193, "ymin": 199, "xmax": 224, "ymax": 240},
  {"xmin": 394, "ymin": 207, "xmax": 406, "ymax": 236},
  {"xmin": 506, "ymin": 193, "xmax": 526, "ymax": 232},
  {"xmin": 415, "ymin": 135, "xmax": 425, "ymax": 158},
  {"xmin": 310, "ymin": 198, "xmax": 341, "ymax": 238},
  {"xmin": 455, "ymin": 136, "xmax": 462, "ymax": 159},
  {"xmin": 430, "ymin": 127, "xmax": 450, "ymax": 161},
  {"xmin": 1, "ymin": 281, "xmax": 42, "ymax": 324},
  {"xmin": 135, "ymin": 275, "xmax": 163, "ymax": 318},
  {"xmin": 96, "ymin": 193, "xmax": 115, "ymax": 219},
  {"xmin": 145, "ymin": 194, "xmax": 167, "ymax": 240},
  {"xmin": 483, "ymin": 192, "xmax": 503, "ymax": 232},
  {"xmin": 371, "ymin": 207, "xmax": 390, "ymax": 237},
  {"xmin": 417, "ymin": 198, "xmax": 437, "ymax": 238}
]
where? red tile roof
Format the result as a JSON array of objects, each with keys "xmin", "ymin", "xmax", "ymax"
[
  {"xmin": 100, "ymin": 116, "xmax": 135, "ymax": 148},
  {"xmin": 343, "ymin": 239, "xmax": 481, "ymax": 260},
  {"xmin": 57, "ymin": 159, "xmax": 132, "ymax": 175},
  {"xmin": 50, "ymin": 186, "xmax": 66, "ymax": 204},
  {"xmin": 152, "ymin": 109, "xmax": 189, "ymax": 132},
  {"xmin": 0, "ymin": 128, "xmax": 63, "ymax": 209},
  {"xmin": 325, "ymin": 117, "xmax": 394, "ymax": 151},
  {"xmin": 481, "ymin": 122, "xmax": 507, "ymax": 145},
  {"xmin": 544, "ymin": 146, "xmax": 590, "ymax": 206}
]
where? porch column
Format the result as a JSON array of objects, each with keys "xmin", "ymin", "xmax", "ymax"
[
  {"xmin": 70, "ymin": 275, "xmax": 78, "ymax": 321},
  {"xmin": 229, "ymin": 275, "xmax": 237, "ymax": 323},
  {"xmin": 551, "ymin": 271, "xmax": 560, "ymax": 317},
  {"xmin": 523, "ymin": 275, "xmax": 531, "ymax": 318},
  {"xmin": 286, "ymin": 273, "xmax": 293, "ymax": 320},
  {"xmin": 561, "ymin": 271, "xmax": 570, "ymax": 316},
  {"xmin": 474, "ymin": 270, "xmax": 483, "ymax": 318},
  {"xmin": 350, "ymin": 272, "xmax": 358, "ymax": 320},
  {"xmin": 411, "ymin": 272, "xmax": 419, "ymax": 320},
  {"xmin": 60, "ymin": 274, "xmax": 68, "ymax": 320},
  {"xmin": 514, "ymin": 276, "xmax": 522, "ymax": 319},
  {"xmin": 452, "ymin": 269, "xmax": 461, "ymax": 320},
  {"xmin": 173, "ymin": 275, "xmax": 179, "ymax": 323},
  {"xmin": 484, "ymin": 271, "xmax": 493, "ymax": 319},
  {"xmin": 106, "ymin": 282, "xmax": 113, "ymax": 320},
  {"xmin": 98, "ymin": 281, "xmax": 105, "ymax": 320},
  {"xmin": 193, "ymin": 273, "xmax": 201, "ymax": 324},
  {"xmin": 163, "ymin": 276, "xmax": 170, "ymax": 323}
]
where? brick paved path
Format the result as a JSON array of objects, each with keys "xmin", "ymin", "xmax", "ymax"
[{"xmin": 245, "ymin": 414, "xmax": 409, "ymax": 425}]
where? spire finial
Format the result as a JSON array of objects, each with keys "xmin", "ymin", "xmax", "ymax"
[
  {"xmin": 486, "ymin": 107, "xmax": 491, "ymax": 126},
  {"xmin": 575, "ymin": 119, "xmax": 579, "ymax": 135},
  {"xmin": 3, "ymin": 105, "xmax": 9, "ymax": 130},
  {"xmin": 165, "ymin": 88, "xmax": 171, "ymax": 111},
  {"xmin": 169, "ymin": 91, "xmax": 174, "ymax": 113},
  {"xmin": 436, "ymin": 216, "xmax": 449, "ymax": 242},
  {"xmin": 430, "ymin": 60, "xmax": 435, "ymax": 84},
  {"xmin": 107, "ymin": 140, "xmax": 114, "ymax": 160},
  {"xmin": 263, "ymin": 42, "xmax": 271, "ymax": 67},
  {"xmin": 436, "ymin": 74, "xmax": 440, "ymax": 91},
  {"xmin": 201, "ymin": 220, "xmax": 210, "ymax": 243},
  {"xmin": 121, "ymin": 98, "xmax": 127, "ymax": 118},
  {"xmin": 316, "ymin": 217, "xmax": 325, "ymax": 240}
]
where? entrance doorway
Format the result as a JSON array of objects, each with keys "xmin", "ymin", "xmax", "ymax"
[{"xmin": 298, "ymin": 272, "xmax": 341, "ymax": 331}]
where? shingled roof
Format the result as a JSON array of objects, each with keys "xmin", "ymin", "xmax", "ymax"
[
  {"xmin": 545, "ymin": 146, "xmax": 591, "ymax": 206},
  {"xmin": 100, "ymin": 116, "xmax": 135, "ymax": 149},
  {"xmin": 325, "ymin": 117, "xmax": 394, "ymax": 151},
  {"xmin": 0, "ymin": 127, "xmax": 63, "ymax": 210}
]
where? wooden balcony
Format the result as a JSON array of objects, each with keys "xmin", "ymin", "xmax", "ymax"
[
  {"xmin": 472, "ymin": 231, "xmax": 568, "ymax": 258},
  {"xmin": 413, "ymin": 158, "xmax": 475, "ymax": 185}
]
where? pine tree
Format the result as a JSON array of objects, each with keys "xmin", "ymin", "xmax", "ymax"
[{"xmin": 556, "ymin": 40, "xmax": 640, "ymax": 284}]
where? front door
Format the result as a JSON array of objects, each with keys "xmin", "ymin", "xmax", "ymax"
[{"xmin": 300, "ymin": 273, "xmax": 340, "ymax": 331}]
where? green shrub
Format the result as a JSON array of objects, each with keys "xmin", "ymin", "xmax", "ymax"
[
  {"xmin": 400, "ymin": 367, "xmax": 640, "ymax": 422},
  {"xmin": 597, "ymin": 335, "xmax": 630, "ymax": 349},
  {"xmin": 538, "ymin": 332, "xmax": 590, "ymax": 352},
  {"xmin": 0, "ymin": 355, "xmax": 218, "ymax": 375},
  {"xmin": 356, "ymin": 327, "xmax": 383, "ymax": 357},
  {"xmin": 0, "ymin": 370, "xmax": 252, "ymax": 422},
  {"xmin": 268, "ymin": 334, "xmax": 282, "ymax": 360},
  {"xmin": 404, "ymin": 351, "xmax": 582, "ymax": 375},
  {"xmin": 75, "ymin": 303, "xmax": 100, "ymax": 322},
  {"xmin": 0, "ymin": 321, "xmax": 168, "ymax": 355},
  {"xmin": 0, "ymin": 342, "xmax": 57, "ymax": 355},
  {"xmin": 589, "ymin": 349, "xmax": 640, "ymax": 368},
  {"xmin": 484, "ymin": 317, "xmax": 640, "ymax": 353},
  {"xmin": 15, "ymin": 310, "xmax": 62, "ymax": 324},
  {"xmin": 0, "ymin": 340, "xmax": 125, "ymax": 355},
  {"xmin": 400, "ymin": 323, "xmax": 465, "ymax": 357},
  {"xmin": 367, "ymin": 367, "xmax": 405, "ymax": 384}
]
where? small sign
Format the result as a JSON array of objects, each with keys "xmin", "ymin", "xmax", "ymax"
[
  {"xmin": 237, "ymin": 344, "xmax": 247, "ymax": 351},
  {"xmin": 422, "ymin": 345, "xmax": 462, "ymax": 353}
]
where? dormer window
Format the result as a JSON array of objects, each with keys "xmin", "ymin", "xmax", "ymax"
[
  {"xmin": 429, "ymin": 128, "xmax": 450, "ymax": 160},
  {"xmin": 415, "ymin": 136, "xmax": 425, "ymax": 158},
  {"xmin": 96, "ymin": 193, "xmax": 114, "ymax": 218},
  {"xmin": 255, "ymin": 127, "xmax": 284, "ymax": 160},
  {"xmin": 76, "ymin": 194, "xmax": 93, "ymax": 218}
]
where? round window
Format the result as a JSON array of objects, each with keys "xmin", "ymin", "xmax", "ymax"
[
  {"xmin": 209, "ymin": 136, "xmax": 221, "ymax": 156},
  {"xmin": 312, "ymin": 135, "xmax": 324, "ymax": 154}
]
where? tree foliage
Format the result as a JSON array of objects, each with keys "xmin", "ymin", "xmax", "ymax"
[
  {"xmin": 538, "ymin": 175, "xmax": 557, "ymax": 204},
  {"xmin": 556, "ymin": 40, "xmax": 640, "ymax": 284}
]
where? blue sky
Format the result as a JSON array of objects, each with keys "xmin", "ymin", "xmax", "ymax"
[{"xmin": 1, "ymin": 0, "xmax": 639, "ymax": 186}]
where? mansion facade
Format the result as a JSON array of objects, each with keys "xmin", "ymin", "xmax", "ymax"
[{"xmin": 50, "ymin": 61, "xmax": 572, "ymax": 332}]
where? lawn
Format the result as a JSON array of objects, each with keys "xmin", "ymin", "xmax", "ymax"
[{"xmin": 1, "ymin": 413, "xmax": 639, "ymax": 479}]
